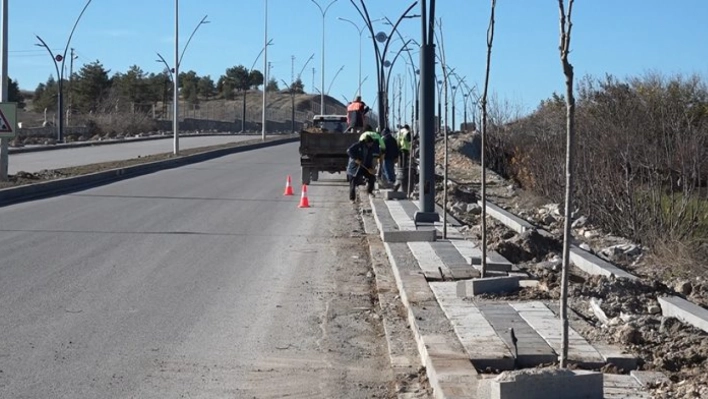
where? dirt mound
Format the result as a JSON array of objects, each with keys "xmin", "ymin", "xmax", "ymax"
[{"xmin": 492, "ymin": 229, "xmax": 561, "ymax": 263}]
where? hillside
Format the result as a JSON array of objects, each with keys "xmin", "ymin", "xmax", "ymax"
[{"xmin": 18, "ymin": 91, "xmax": 348, "ymax": 129}]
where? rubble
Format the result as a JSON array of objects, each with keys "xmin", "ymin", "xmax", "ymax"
[{"xmin": 436, "ymin": 131, "xmax": 708, "ymax": 398}]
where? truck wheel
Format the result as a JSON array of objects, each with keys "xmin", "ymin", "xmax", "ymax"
[
  {"xmin": 301, "ymin": 167, "xmax": 311, "ymax": 185},
  {"xmin": 311, "ymin": 171, "xmax": 319, "ymax": 182}
]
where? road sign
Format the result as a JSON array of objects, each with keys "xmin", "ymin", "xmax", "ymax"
[{"xmin": 0, "ymin": 102, "xmax": 18, "ymax": 139}]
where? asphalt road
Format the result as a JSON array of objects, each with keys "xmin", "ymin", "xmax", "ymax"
[
  {"xmin": 0, "ymin": 142, "xmax": 394, "ymax": 398},
  {"xmin": 8, "ymin": 135, "xmax": 258, "ymax": 174}
]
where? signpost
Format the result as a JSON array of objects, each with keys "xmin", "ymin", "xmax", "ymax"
[{"xmin": 0, "ymin": 102, "xmax": 17, "ymax": 138}]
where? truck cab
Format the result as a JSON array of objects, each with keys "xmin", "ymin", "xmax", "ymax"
[{"xmin": 311, "ymin": 115, "xmax": 348, "ymax": 133}]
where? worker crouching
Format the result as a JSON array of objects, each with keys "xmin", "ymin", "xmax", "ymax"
[{"xmin": 347, "ymin": 127, "xmax": 377, "ymax": 202}]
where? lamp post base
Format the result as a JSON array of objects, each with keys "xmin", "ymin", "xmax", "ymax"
[{"xmin": 414, "ymin": 211, "xmax": 439, "ymax": 224}]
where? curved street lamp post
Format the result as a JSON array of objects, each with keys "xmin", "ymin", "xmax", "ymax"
[
  {"xmin": 156, "ymin": 8, "xmax": 210, "ymax": 155},
  {"xmin": 238, "ymin": 39, "xmax": 273, "ymax": 133},
  {"xmin": 350, "ymin": 0, "xmax": 419, "ymax": 130},
  {"xmin": 35, "ymin": 0, "xmax": 93, "ymax": 143},
  {"xmin": 311, "ymin": 0, "xmax": 338, "ymax": 115}
]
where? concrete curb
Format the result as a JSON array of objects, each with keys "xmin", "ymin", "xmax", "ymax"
[
  {"xmin": 8, "ymin": 132, "xmax": 260, "ymax": 154},
  {"xmin": 476, "ymin": 199, "xmax": 637, "ymax": 280},
  {"xmin": 369, "ymin": 196, "xmax": 480, "ymax": 399},
  {"xmin": 0, "ymin": 136, "xmax": 298, "ymax": 207},
  {"xmin": 361, "ymin": 204, "xmax": 429, "ymax": 398}
]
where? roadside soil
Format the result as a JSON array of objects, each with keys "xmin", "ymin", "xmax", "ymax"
[
  {"xmin": 433, "ymin": 131, "xmax": 708, "ymax": 399},
  {"xmin": 0, "ymin": 135, "xmax": 296, "ymax": 190}
]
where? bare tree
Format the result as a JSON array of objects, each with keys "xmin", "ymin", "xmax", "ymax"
[
  {"xmin": 435, "ymin": 19, "xmax": 452, "ymax": 239},
  {"xmin": 480, "ymin": 0, "xmax": 497, "ymax": 277},
  {"xmin": 557, "ymin": 0, "xmax": 576, "ymax": 369}
]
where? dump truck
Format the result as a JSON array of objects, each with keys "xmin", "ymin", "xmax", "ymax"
[{"xmin": 299, "ymin": 115, "xmax": 360, "ymax": 185}]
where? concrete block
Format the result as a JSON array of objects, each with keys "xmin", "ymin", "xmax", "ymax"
[
  {"xmin": 383, "ymin": 190, "xmax": 408, "ymax": 200},
  {"xmin": 569, "ymin": 246, "xmax": 637, "ymax": 280},
  {"xmin": 594, "ymin": 343, "xmax": 638, "ymax": 371},
  {"xmin": 630, "ymin": 370, "xmax": 670, "ymax": 387},
  {"xmin": 658, "ymin": 296, "xmax": 708, "ymax": 333},
  {"xmin": 479, "ymin": 200, "xmax": 534, "ymax": 233},
  {"xmin": 457, "ymin": 276, "xmax": 522, "ymax": 297},
  {"xmin": 470, "ymin": 257, "xmax": 513, "ymax": 272},
  {"xmin": 490, "ymin": 369, "xmax": 603, "ymax": 399},
  {"xmin": 381, "ymin": 229, "xmax": 436, "ymax": 243}
]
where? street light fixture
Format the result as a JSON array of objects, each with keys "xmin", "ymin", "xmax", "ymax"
[
  {"xmin": 35, "ymin": 0, "xmax": 93, "ymax": 143},
  {"xmin": 349, "ymin": 0, "xmax": 419, "ymax": 130},
  {"xmin": 311, "ymin": 0, "xmax": 338, "ymax": 115},
  {"xmin": 327, "ymin": 65, "xmax": 345, "ymax": 95},
  {"xmin": 155, "ymin": 9, "xmax": 210, "ymax": 155},
  {"xmin": 238, "ymin": 39, "xmax": 273, "ymax": 133},
  {"xmin": 338, "ymin": 17, "xmax": 382, "ymax": 99}
]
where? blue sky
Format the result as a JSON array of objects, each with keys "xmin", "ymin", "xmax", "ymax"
[{"xmin": 8, "ymin": 0, "xmax": 708, "ymax": 117}]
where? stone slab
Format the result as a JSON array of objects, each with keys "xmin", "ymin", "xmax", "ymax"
[
  {"xmin": 457, "ymin": 276, "xmax": 522, "ymax": 297},
  {"xmin": 476, "ymin": 303, "xmax": 558, "ymax": 367},
  {"xmin": 569, "ymin": 246, "xmax": 637, "ymax": 280},
  {"xmin": 510, "ymin": 302, "xmax": 605, "ymax": 367},
  {"xmin": 604, "ymin": 374, "xmax": 651, "ymax": 399},
  {"xmin": 408, "ymin": 242, "xmax": 448, "ymax": 277},
  {"xmin": 383, "ymin": 190, "xmax": 408, "ymax": 200},
  {"xmin": 430, "ymin": 282, "xmax": 515, "ymax": 371},
  {"xmin": 388, "ymin": 200, "xmax": 420, "ymax": 231},
  {"xmin": 489, "ymin": 369, "xmax": 603, "ymax": 399},
  {"xmin": 658, "ymin": 296, "xmax": 708, "ymax": 333},
  {"xmin": 470, "ymin": 258, "xmax": 513, "ymax": 272},
  {"xmin": 593, "ymin": 343, "xmax": 638, "ymax": 371},
  {"xmin": 381, "ymin": 229, "xmax": 437, "ymax": 243},
  {"xmin": 630, "ymin": 370, "xmax": 670, "ymax": 388}
]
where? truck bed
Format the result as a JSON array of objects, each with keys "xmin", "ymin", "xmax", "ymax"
[{"xmin": 299, "ymin": 131, "xmax": 360, "ymax": 156}]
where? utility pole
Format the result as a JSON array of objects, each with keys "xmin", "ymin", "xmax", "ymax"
[
  {"xmin": 414, "ymin": 0, "xmax": 439, "ymax": 223},
  {"xmin": 0, "ymin": 0, "xmax": 8, "ymax": 181}
]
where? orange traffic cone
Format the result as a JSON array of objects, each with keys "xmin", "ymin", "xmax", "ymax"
[
  {"xmin": 298, "ymin": 185, "xmax": 310, "ymax": 208},
  {"xmin": 283, "ymin": 175, "xmax": 294, "ymax": 196}
]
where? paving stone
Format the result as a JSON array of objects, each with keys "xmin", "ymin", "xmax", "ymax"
[
  {"xmin": 457, "ymin": 276, "xmax": 522, "ymax": 297},
  {"xmin": 489, "ymin": 369, "xmax": 603, "ymax": 399},
  {"xmin": 476, "ymin": 303, "xmax": 558, "ymax": 367},
  {"xmin": 383, "ymin": 190, "xmax": 408, "ymax": 200},
  {"xmin": 630, "ymin": 370, "xmax": 670, "ymax": 388},
  {"xmin": 605, "ymin": 373, "xmax": 651, "ymax": 399},
  {"xmin": 510, "ymin": 302, "xmax": 605, "ymax": 367},
  {"xmin": 430, "ymin": 282, "xmax": 515, "ymax": 371},
  {"xmin": 408, "ymin": 242, "xmax": 448, "ymax": 277}
]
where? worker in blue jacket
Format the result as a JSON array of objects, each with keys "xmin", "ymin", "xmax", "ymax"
[{"xmin": 347, "ymin": 126, "xmax": 377, "ymax": 201}]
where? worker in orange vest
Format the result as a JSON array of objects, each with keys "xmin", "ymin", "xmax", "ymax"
[{"xmin": 346, "ymin": 96, "xmax": 370, "ymax": 133}]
